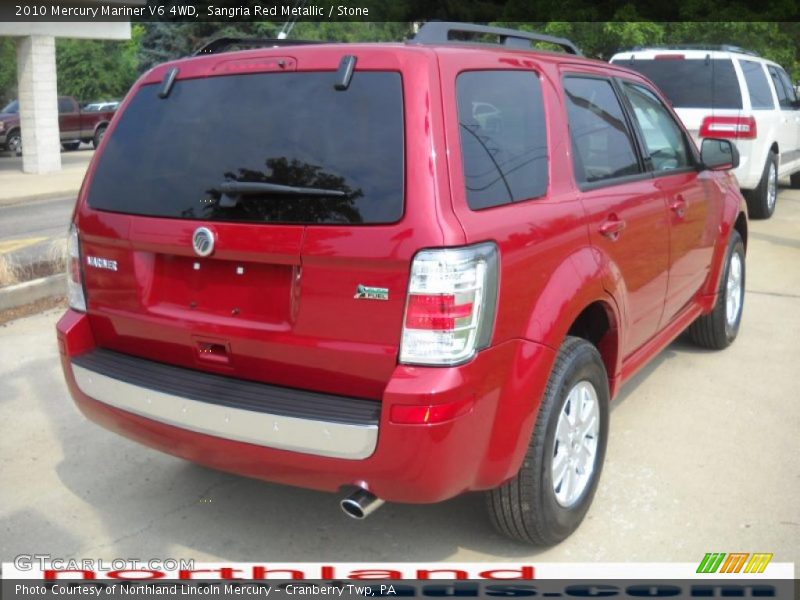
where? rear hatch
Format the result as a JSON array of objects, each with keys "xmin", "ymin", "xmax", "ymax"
[
  {"xmin": 76, "ymin": 50, "xmax": 437, "ymax": 400},
  {"xmin": 612, "ymin": 51, "xmax": 743, "ymax": 146}
]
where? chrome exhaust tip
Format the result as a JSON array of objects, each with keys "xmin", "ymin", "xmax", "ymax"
[{"xmin": 340, "ymin": 488, "xmax": 384, "ymax": 519}]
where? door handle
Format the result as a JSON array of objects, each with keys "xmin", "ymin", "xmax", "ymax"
[
  {"xmin": 669, "ymin": 197, "xmax": 687, "ymax": 219},
  {"xmin": 598, "ymin": 216, "xmax": 626, "ymax": 240}
]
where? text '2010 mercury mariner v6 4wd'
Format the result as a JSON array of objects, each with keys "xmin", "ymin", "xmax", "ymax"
[{"xmin": 57, "ymin": 23, "xmax": 749, "ymax": 545}]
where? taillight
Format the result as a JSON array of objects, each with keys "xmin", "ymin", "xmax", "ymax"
[
  {"xmin": 67, "ymin": 224, "xmax": 86, "ymax": 312},
  {"xmin": 399, "ymin": 243, "xmax": 498, "ymax": 366},
  {"xmin": 699, "ymin": 116, "xmax": 757, "ymax": 140}
]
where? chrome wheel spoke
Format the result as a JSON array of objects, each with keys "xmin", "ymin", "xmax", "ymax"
[{"xmin": 551, "ymin": 380, "xmax": 601, "ymax": 508}]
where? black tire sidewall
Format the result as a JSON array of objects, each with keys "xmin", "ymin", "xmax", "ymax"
[{"xmin": 536, "ymin": 343, "xmax": 610, "ymax": 541}]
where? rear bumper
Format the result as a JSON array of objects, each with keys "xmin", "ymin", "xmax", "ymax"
[{"xmin": 57, "ymin": 310, "xmax": 555, "ymax": 503}]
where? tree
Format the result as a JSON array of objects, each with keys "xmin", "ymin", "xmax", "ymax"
[{"xmin": 55, "ymin": 24, "xmax": 144, "ymax": 101}]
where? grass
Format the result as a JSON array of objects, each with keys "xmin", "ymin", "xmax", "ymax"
[{"xmin": 0, "ymin": 236, "xmax": 68, "ymax": 288}]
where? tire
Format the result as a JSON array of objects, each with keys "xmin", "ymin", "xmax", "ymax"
[
  {"xmin": 93, "ymin": 125, "xmax": 107, "ymax": 149},
  {"xmin": 688, "ymin": 230, "xmax": 745, "ymax": 350},
  {"xmin": 61, "ymin": 141, "xmax": 80, "ymax": 151},
  {"xmin": 743, "ymin": 152, "xmax": 777, "ymax": 219},
  {"xmin": 790, "ymin": 171, "xmax": 800, "ymax": 188},
  {"xmin": 6, "ymin": 129, "xmax": 21, "ymax": 156},
  {"xmin": 487, "ymin": 336, "xmax": 609, "ymax": 545}
]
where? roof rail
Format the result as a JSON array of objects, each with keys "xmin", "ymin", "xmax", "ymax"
[
  {"xmin": 411, "ymin": 22, "xmax": 581, "ymax": 56},
  {"xmin": 193, "ymin": 37, "xmax": 326, "ymax": 55},
  {"xmin": 630, "ymin": 44, "xmax": 760, "ymax": 57}
]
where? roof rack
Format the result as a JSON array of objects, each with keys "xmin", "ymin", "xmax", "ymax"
[
  {"xmin": 630, "ymin": 44, "xmax": 760, "ymax": 57},
  {"xmin": 193, "ymin": 37, "xmax": 326, "ymax": 56},
  {"xmin": 412, "ymin": 22, "xmax": 581, "ymax": 56}
]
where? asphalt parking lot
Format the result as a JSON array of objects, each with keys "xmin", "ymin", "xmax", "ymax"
[{"xmin": 1, "ymin": 188, "xmax": 798, "ymax": 566}]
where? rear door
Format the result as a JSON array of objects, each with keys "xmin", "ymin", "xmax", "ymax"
[
  {"xmin": 58, "ymin": 97, "xmax": 81, "ymax": 140},
  {"xmin": 78, "ymin": 50, "xmax": 445, "ymax": 400},
  {"xmin": 563, "ymin": 73, "xmax": 670, "ymax": 356}
]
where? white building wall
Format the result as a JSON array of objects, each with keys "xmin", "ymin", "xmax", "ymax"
[{"xmin": 16, "ymin": 35, "xmax": 61, "ymax": 174}]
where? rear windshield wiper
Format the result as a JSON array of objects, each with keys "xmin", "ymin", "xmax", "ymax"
[{"xmin": 217, "ymin": 181, "xmax": 346, "ymax": 207}]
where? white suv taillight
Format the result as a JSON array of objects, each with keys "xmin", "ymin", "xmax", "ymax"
[
  {"xmin": 67, "ymin": 224, "xmax": 86, "ymax": 312},
  {"xmin": 699, "ymin": 116, "xmax": 757, "ymax": 140},
  {"xmin": 400, "ymin": 243, "xmax": 498, "ymax": 366}
]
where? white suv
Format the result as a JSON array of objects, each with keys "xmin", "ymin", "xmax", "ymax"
[{"xmin": 611, "ymin": 46, "xmax": 800, "ymax": 219}]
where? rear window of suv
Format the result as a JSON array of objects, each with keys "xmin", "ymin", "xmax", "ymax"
[
  {"xmin": 87, "ymin": 71, "xmax": 404, "ymax": 224},
  {"xmin": 615, "ymin": 58, "xmax": 742, "ymax": 109}
]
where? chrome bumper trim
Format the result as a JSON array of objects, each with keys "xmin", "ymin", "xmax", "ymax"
[{"xmin": 72, "ymin": 364, "xmax": 378, "ymax": 460}]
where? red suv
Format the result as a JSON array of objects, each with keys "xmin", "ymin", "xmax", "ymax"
[{"xmin": 57, "ymin": 23, "xmax": 748, "ymax": 545}]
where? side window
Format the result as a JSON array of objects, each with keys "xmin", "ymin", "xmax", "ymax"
[
  {"xmin": 768, "ymin": 66, "xmax": 795, "ymax": 109},
  {"xmin": 456, "ymin": 70, "xmax": 548, "ymax": 210},
  {"xmin": 563, "ymin": 76, "xmax": 641, "ymax": 185},
  {"xmin": 777, "ymin": 68, "xmax": 798, "ymax": 104},
  {"xmin": 58, "ymin": 98, "xmax": 74, "ymax": 114},
  {"xmin": 740, "ymin": 60, "xmax": 775, "ymax": 110},
  {"xmin": 622, "ymin": 83, "xmax": 691, "ymax": 173}
]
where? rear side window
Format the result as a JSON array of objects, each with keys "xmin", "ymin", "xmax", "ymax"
[
  {"xmin": 768, "ymin": 65, "xmax": 797, "ymax": 109},
  {"xmin": 616, "ymin": 58, "xmax": 742, "ymax": 109},
  {"xmin": 456, "ymin": 70, "xmax": 548, "ymax": 210},
  {"xmin": 740, "ymin": 60, "xmax": 774, "ymax": 109},
  {"xmin": 87, "ymin": 71, "xmax": 404, "ymax": 224},
  {"xmin": 564, "ymin": 77, "xmax": 641, "ymax": 185}
]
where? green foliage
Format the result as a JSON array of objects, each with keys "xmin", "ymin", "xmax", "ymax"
[
  {"xmin": 0, "ymin": 21, "xmax": 798, "ymax": 107},
  {"xmin": 55, "ymin": 24, "xmax": 143, "ymax": 102},
  {"xmin": 0, "ymin": 38, "xmax": 16, "ymax": 106}
]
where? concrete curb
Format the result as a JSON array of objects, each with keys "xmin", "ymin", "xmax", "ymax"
[
  {"xmin": 0, "ymin": 274, "xmax": 65, "ymax": 311},
  {"xmin": 0, "ymin": 189, "xmax": 79, "ymax": 207}
]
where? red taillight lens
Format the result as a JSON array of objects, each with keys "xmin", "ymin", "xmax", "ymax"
[
  {"xmin": 699, "ymin": 116, "xmax": 757, "ymax": 140},
  {"xmin": 654, "ymin": 54, "xmax": 685, "ymax": 60},
  {"xmin": 404, "ymin": 294, "xmax": 474, "ymax": 330}
]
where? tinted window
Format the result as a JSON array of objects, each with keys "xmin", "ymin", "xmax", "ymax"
[
  {"xmin": 88, "ymin": 72, "xmax": 404, "ymax": 224},
  {"xmin": 767, "ymin": 66, "xmax": 790, "ymax": 108},
  {"xmin": 768, "ymin": 66, "xmax": 797, "ymax": 109},
  {"xmin": 614, "ymin": 58, "xmax": 742, "ymax": 109},
  {"xmin": 564, "ymin": 77, "xmax": 641, "ymax": 185},
  {"xmin": 740, "ymin": 60, "xmax": 774, "ymax": 109},
  {"xmin": 623, "ymin": 83, "xmax": 691, "ymax": 172},
  {"xmin": 58, "ymin": 98, "xmax": 74, "ymax": 113},
  {"xmin": 456, "ymin": 70, "xmax": 548, "ymax": 209}
]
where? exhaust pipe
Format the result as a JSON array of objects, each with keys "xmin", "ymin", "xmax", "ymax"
[{"xmin": 340, "ymin": 488, "xmax": 384, "ymax": 519}]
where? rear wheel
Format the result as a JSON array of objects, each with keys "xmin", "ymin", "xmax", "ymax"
[
  {"xmin": 744, "ymin": 152, "xmax": 778, "ymax": 219},
  {"xmin": 61, "ymin": 141, "xmax": 80, "ymax": 151},
  {"xmin": 93, "ymin": 125, "xmax": 107, "ymax": 149},
  {"xmin": 688, "ymin": 230, "xmax": 745, "ymax": 350},
  {"xmin": 487, "ymin": 336, "xmax": 609, "ymax": 545}
]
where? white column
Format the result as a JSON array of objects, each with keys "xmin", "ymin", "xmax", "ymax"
[{"xmin": 16, "ymin": 35, "xmax": 61, "ymax": 174}]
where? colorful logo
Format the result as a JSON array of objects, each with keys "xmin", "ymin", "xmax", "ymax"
[{"xmin": 697, "ymin": 553, "xmax": 773, "ymax": 574}]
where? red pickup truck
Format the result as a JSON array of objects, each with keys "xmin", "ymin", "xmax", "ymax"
[{"xmin": 0, "ymin": 95, "xmax": 115, "ymax": 154}]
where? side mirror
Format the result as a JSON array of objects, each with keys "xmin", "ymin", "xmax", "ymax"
[{"xmin": 700, "ymin": 138, "xmax": 739, "ymax": 171}]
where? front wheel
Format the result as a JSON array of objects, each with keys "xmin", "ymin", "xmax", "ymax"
[
  {"xmin": 487, "ymin": 336, "xmax": 609, "ymax": 545},
  {"xmin": 6, "ymin": 130, "xmax": 21, "ymax": 156},
  {"xmin": 688, "ymin": 230, "xmax": 745, "ymax": 350}
]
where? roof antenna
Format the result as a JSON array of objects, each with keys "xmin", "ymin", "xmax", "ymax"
[
  {"xmin": 158, "ymin": 67, "xmax": 179, "ymax": 99},
  {"xmin": 335, "ymin": 55, "xmax": 357, "ymax": 91}
]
